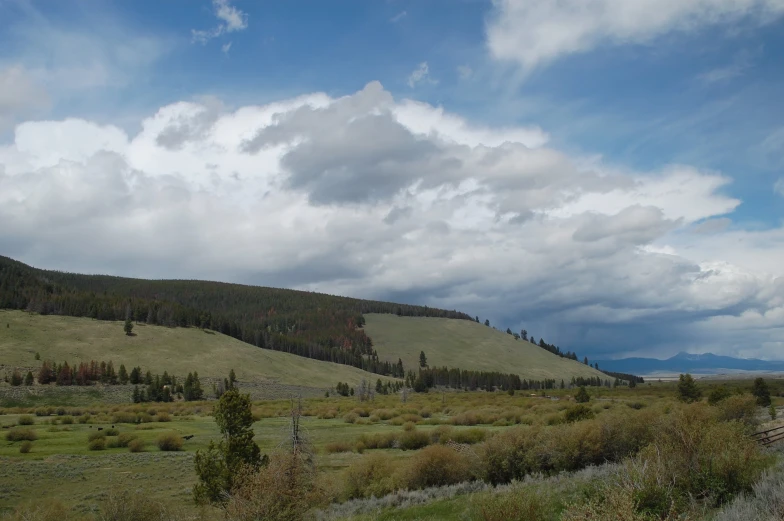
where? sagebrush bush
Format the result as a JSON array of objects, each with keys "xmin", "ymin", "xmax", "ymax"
[
  {"xmin": 157, "ymin": 432, "xmax": 183, "ymax": 451},
  {"xmin": 356, "ymin": 432, "xmax": 397, "ymax": 450},
  {"xmin": 105, "ymin": 427, "xmax": 119, "ymax": 436},
  {"xmin": 564, "ymin": 404, "xmax": 595, "ymax": 423},
  {"xmin": 19, "ymin": 441, "xmax": 33, "ymax": 454},
  {"xmin": 17, "ymin": 415, "xmax": 35, "ymax": 425},
  {"xmin": 475, "ymin": 486, "xmax": 559, "ymax": 521},
  {"xmin": 716, "ymin": 395, "xmax": 758, "ymax": 427},
  {"xmin": 1, "ymin": 500, "xmax": 72, "ymax": 521},
  {"xmin": 60, "ymin": 415, "xmax": 74, "ymax": 425},
  {"xmin": 343, "ymin": 412, "xmax": 358, "ymax": 424},
  {"xmin": 113, "ymin": 411, "xmax": 137, "ymax": 424},
  {"xmin": 156, "ymin": 412, "xmax": 171, "ymax": 422},
  {"xmin": 6, "ymin": 428, "xmax": 37, "ymax": 442}
]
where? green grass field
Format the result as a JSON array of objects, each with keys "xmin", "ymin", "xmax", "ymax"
[
  {"xmin": 0, "ymin": 310, "xmax": 390, "ymax": 390},
  {"xmin": 363, "ymin": 314, "xmax": 607, "ymax": 381}
]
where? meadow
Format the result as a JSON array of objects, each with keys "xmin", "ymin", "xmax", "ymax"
[{"xmin": 0, "ymin": 379, "xmax": 782, "ymax": 520}]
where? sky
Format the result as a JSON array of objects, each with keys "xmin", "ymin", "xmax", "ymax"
[{"xmin": 0, "ymin": 0, "xmax": 782, "ymax": 361}]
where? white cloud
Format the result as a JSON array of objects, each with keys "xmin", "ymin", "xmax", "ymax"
[
  {"xmin": 457, "ymin": 65, "xmax": 473, "ymax": 80},
  {"xmin": 1, "ymin": 82, "xmax": 781, "ymax": 359},
  {"xmin": 487, "ymin": 0, "xmax": 784, "ymax": 71},
  {"xmin": 775, "ymin": 178, "xmax": 784, "ymax": 196},
  {"xmin": 222, "ymin": 42, "xmax": 233, "ymax": 54},
  {"xmin": 407, "ymin": 62, "xmax": 434, "ymax": 88},
  {"xmin": 390, "ymin": 11, "xmax": 407, "ymax": 23},
  {"xmin": 192, "ymin": 0, "xmax": 249, "ymax": 44}
]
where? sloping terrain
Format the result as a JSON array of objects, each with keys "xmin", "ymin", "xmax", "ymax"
[
  {"xmin": 362, "ymin": 314, "xmax": 606, "ymax": 381},
  {"xmin": 0, "ymin": 310, "xmax": 389, "ymax": 389}
]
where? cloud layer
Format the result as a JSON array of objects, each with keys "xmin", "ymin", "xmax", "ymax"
[
  {"xmin": 0, "ymin": 82, "xmax": 781, "ymax": 359},
  {"xmin": 487, "ymin": 0, "xmax": 784, "ymax": 71}
]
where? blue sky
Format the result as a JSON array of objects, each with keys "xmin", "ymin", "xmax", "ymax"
[{"xmin": 1, "ymin": 0, "xmax": 783, "ymax": 360}]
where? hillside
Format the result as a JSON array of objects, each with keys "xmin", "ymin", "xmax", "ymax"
[
  {"xmin": 0, "ymin": 310, "xmax": 389, "ymax": 389},
  {"xmin": 362, "ymin": 314, "xmax": 606, "ymax": 382}
]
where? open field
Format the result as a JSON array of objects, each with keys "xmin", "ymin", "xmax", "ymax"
[
  {"xmin": 0, "ymin": 380, "xmax": 781, "ymax": 519},
  {"xmin": 363, "ymin": 314, "xmax": 607, "ymax": 381},
  {"xmin": 0, "ymin": 310, "xmax": 393, "ymax": 391}
]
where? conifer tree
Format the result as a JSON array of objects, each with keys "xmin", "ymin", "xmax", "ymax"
[
  {"xmin": 118, "ymin": 364, "xmax": 129, "ymax": 384},
  {"xmin": 752, "ymin": 377, "xmax": 771, "ymax": 407},
  {"xmin": 575, "ymin": 386, "xmax": 590, "ymax": 403},
  {"xmin": 677, "ymin": 374, "xmax": 702, "ymax": 403},
  {"xmin": 419, "ymin": 351, "xmax": 428, "ymax": 368},
  {"xmin": 24, "ymin": 371, "xmax": 34, "ymax": 386},
  {"xmin": 10, "ymin": 369, "xmax": 23, "ymax": 386}
]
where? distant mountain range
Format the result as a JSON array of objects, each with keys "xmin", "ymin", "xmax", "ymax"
[{"xmin": 595, "ymin": 352, "xmax": 784, "ymax": 375}]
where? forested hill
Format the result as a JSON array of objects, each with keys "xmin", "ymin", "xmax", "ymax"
[{"xmin": 0, "ymin": 255, "xmax": 472, "ymax": 376}]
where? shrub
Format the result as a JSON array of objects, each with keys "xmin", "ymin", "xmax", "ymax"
[
  {"xmin": 356, "ymin": 432, "xmax": 398, "ymax": 450},
  {"xmin": 475, "ymin": 486, "xmax": 558, "ymax": 521},
  {"xmin": 399, "ymin": 428, "xmax": 431, "ymax": 450},
  {"xmin": 60, "ymin": 415, "xmax": 74, "ymax": 425},
  {"xmin": 324, "ymin": 441, "xmax": 353, "ymax": 454},
  {"xmin": 156, "ymin": 412, "xmax": 171, "ymax": 422},
  {"xmin": 708, "ymin": 385, "xmax": 733, "ymax": 405},
  {"xmin": 451, "ymin": 428, "xmax": 487, "ymax": 445},
  {"xmin": 105, "ymin": 427, "xmax": 119, "ymax": 436},
  {"xmin": 128, "ymin": 438, "xmax": 146, "ymax": 452},
  {"xmin": 1, "ymin": 500, "xmax": 71, "ymax": 521},
  {"xmin": 157, "ymin": 432, "xmax": 183, "ymax": 451},
  {"xmin": 100, "ymin": 489, "xmax": 184, "ymax": 521},
  {"xmin": 6, "ymin": 428, "xmax": 37, "ymax": 442},
  {"xmin": 343, "ymin": 412, "xmax": 359, "ymax": 424},
  {"xmin": 402, "ymin": 445, "xmax": 473, "ymax": 490},
  {"xmin": 17, "ymin": 415, "xmax": 35, "ymax": 425},
  {"xmin": 343, "ymin": 453, "xmax": 400, "ymax": 499},
  {"xmin": 88, "ymin": 438, "xmax": 106, "ymax": 451},
  {"xmin": 19, "ymin": 441, "xmax": 33, "ymax": 454},
  {"xmin": 77, "ymin": 414, "xmax": 91, "ymax": 424},
  {"xmin": 716, "ymin": 395, "xmax": 758, "ymax": 427},
  {"xmin": 87, "ymin": 431, "xmax": 106, "ymax": 442},
  {"xmin": 564, "ymin": 404, "xmax": 595, "ymax": 423},
  {"xmin": 225, "ymin": 452, "xmax": 325, "ymax": 521},
  {"xmin": 402, "ymin": 421, "xmax": 416, "ymax": 432},
  {"xmin": 112, "ymin": 412, "xmax": 137, "ymax": 424}
]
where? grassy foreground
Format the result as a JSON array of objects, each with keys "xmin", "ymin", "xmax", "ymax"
[
  {"xmin": 0, "ymin": 310, "xmax": 391, "ymax": 389},
  {"xmin": 363, "ymin": 314, "xmax": 606, "ymax": 381}
]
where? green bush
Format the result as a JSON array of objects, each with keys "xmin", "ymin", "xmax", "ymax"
[
  {"xmin": 157, "ymin": 432, "xmax": 183, "ymax": 451},
  {"xmin": 19, "ymin": 441, "xmax": 33, "ymax": 454},
  {"xmin": 6, "ymin": 428, "xmax": 37, "ymax": 442},
  {"xmin": 343, "ymin": 453, "xmax": 400, "ymax": 499},
  {"xmin": 60, "ymin": 415, "xmax": 74, "ymax": 425},
  {"xmin": 716, "ymin": 395, "xmax": 757, "ymax": 427},
  {"xmin": 475, "ymin": 486, "xmax": 558, "ymax": 521},
  {"xmin": 87, "ymin": 431, "xmax": 106, "ymax": 442},
  {"xmin": 155, "ymin": 412, "xmax": 171, "ymax": 422},
  {"xmin": 564, "ymin": 404, "xmax": 595, "ymax": 423},
  {"xmin": 402, "ymin": 445, "xmax": 473, "ymax": 489},
  {"xmin": 324, "ymin": 441, "xmax": 353, "ymax": 454},
  {"xmin": 17, "ymin": 415, "xmax": 35, "ymax": 425},
  {"xmin": 88, "ymin": 438, "xmax": 106, "ymax": 451},
  {"xmin": 112, "ymin": 412, "xmax": 137, "ymax": 424},
  {"xmin": 399, "ymin": 428, "xmax": 431, "ymax": 450},
  {"xmin": 105, "ymin": 427, "xmax": 119, "ymax": 436},
  {"xmin": 128, "ymin": 438, "xmax": 146, "ymax": 452}
]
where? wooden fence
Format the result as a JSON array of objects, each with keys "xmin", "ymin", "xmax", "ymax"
[{"xmin": 752, "ymin": 424, "xmax": 784, "ymax": 446}]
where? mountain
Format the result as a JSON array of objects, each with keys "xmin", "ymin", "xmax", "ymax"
[
  {"xmin": 595, "ymin": 352, "xmax": 784, "ymax": 375},
  {"xmin": 0, "ymin": 255, "xmax": 610, "ymax": 385},
  {"xmin": 363, "ymin": 314, "xmax": 606, "ymax": 381}
]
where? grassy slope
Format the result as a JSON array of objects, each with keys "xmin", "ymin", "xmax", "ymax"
[
  {"xmin": 0, "ymin": 310, "xmax": 387, "ymax": 388},
  {"xmin": 363, "ymin": 314, "xmax": 607, "ymax": 381}
]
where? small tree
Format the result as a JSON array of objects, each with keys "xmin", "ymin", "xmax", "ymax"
[
  {"xmin": 419, "ymin": 351, "xmax": 428, "ymax": 368},
  {"xmin": 677, "ymin": 374, "xmax": 702, "ymax": 403},
  {"xmin": 770, "ymin": 404, "xmax": 777, "ymax": 421},
  {"xmin": 575, "ymin": 386, "xmax": 590, "ymax": 403},
  {"xmin": 118, "ymin": 364, "xmax": 129, "ymax": 385},
  {"xmin": 194, "ymin": 388, "xmax": 262, "ymax": 505},
  {"xmin": 24, "ymin": 371, "xmax": 34, "ymax": 386},
  {"xmin": 123, "ymin": 318, "xmax": 133, "ymax": 336},
  {"xmin": 10, "ymin": 370, "xmax": 23, "ymax": 386},
  {"xmin": 752, "ymin": 377, "xmax": 771, "ymax": 407},
  {"xmin": 708, "ymin": 385, "xmax": 732, "ymax": 405}
]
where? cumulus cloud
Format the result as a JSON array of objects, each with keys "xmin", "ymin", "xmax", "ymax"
[
  {"xmin": 775, "ymin": 178, "xmax": 784, "ymax": 196},
  {"xmin": 192, "ymin": 0, "xmax": 249, "ymax": 44},
  {"xmin": 0, "ymin": 82, "xmax": 781, "ymax": 359},
  {"xmin": 487, "ymin": 0, "xmax": 784, "ymax": 71}
]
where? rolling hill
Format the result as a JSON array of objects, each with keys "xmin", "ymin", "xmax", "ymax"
[
  {"xmin": 596, "ymin": 352, "xmax": 784, "ymax": 375},
  {"xmin": 362, "ymin": 314, "xmax": 606, "ymax": 382},
  {"xmin": 0, "ymin": 309, "xmax": 388, "ymax": 390}
]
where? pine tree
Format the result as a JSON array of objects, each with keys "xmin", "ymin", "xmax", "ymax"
[
  {"xmin": 24, "ymin": 371, "xmax": 34, "ymax": 386},
  {"xmin": 752, "ymin": 377, "xmax": 771, "ymax": 407},
  {"xmin": 194, "ymin": 389, "xmax": 262, "ymax": 505},
  {"xmin": 10, "ymin": 369, "xmax": 23, "ymax": 386},
  {"xmin": 575, "ymin": 386, "xmax": 590, "ymax": 403},
  {"xmin": 677, "ymin": 374, "xmax": 702, "ymax": 403},
  {"xmin": 129, "ymin": 366, "xmax": 141, "ymax": 384},
  {"xmin": 118, "ymin": 364, "xmax": 129, "ymax": 384},
  {"xmin": 124, "ymin": 317, "xmax": 133, "ymax": 336},
  {"xmin": 419, "ymin": 351, "xmax": 428, "ymax": 368}
]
